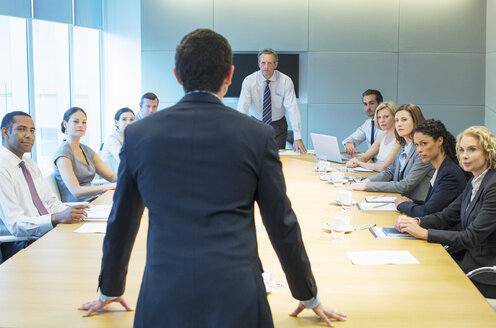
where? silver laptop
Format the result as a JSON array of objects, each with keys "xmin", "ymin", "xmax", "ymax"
[{"xmin": 310, "ymin": 133, "xmax": 351, "ymax": 163}]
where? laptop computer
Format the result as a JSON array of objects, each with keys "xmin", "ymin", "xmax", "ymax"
[{"xmin": 310, "ymin": 133, "xmax": 352, "ymax": 163}]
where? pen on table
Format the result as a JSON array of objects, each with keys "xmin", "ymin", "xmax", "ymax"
[
  {"xmin": 372, "ymin": 203, "xmax": 389, "ymax": 208},
  {"xmin": 356, "ymin": 223, "xmax": 376, "ymax": 230}
]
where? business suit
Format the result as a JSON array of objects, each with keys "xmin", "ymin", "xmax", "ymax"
[
  {"xmin": 396, "ymin": 157, "xmax": 467, "ymax": 217},
  {"xmin": 98, "ymin": 92, "xmax": 317, "ymax": 328},
  {"xmin": 367, "ymin": 143, "xmax": 435, "ymax": 202},
  {"xmin": 420, "ymin": 169, "xmax": 496, "ymax": 297}
]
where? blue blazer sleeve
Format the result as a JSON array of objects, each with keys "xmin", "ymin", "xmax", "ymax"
[{"xmin": 397, "ymin": 158, "xmax": 467, "ymax": 217}]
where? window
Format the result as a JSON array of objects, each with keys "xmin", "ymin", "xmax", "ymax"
[
  {"xmin": 32, "ymin": 20, "xmax": 70, "ymax": 174},
  {"xmin": 0, "ymin": 15, "xmax": 29, "ymax": 118},
  {"xmin": 72, "ymin": 26, "xmax": 102, "ymax": 150}
]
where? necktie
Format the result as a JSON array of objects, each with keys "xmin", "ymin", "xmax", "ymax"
[
  {"xmin": 19, "ymin": 161, "xmax": 49, "ymax": 216},
  {"xmin": 370, "ymin": 120, "xmax": 375, "ymax": 145},
  {"xmin": 262, "ymin": 80, "xmax": 272, "ymax": 124}
]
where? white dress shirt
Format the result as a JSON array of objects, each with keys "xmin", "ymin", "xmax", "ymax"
[
  {"xmin": 0, "ymin": 145, "xmax": 66, "ymax": 238},
  {"xmin": 470, "ymin": 169, "xmax": 488, "ymax": 202},
  {"xmin": 237, "ymin": 70, "xmax": 303, "ymax": 140},
  {"xmin": 342, "ymin": 118, "xmax": 384, "ymax": 149},
  {"xmin": 101, "ymin": 130, "xmax": 123, "ymax": 173}
]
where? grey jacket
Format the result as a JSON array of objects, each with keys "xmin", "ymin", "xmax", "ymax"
[{"xmin": 366, "ymin": 143, "xmax": 434, "ymax": 201}]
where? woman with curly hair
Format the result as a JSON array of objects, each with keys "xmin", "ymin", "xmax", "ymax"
[
  {"xmin": 395, "ymin": 126, "xmax": 496, "ymax": 298},
  {"xmin": 395, "ymin": 119, "xmax": 467, "ymax": 216}
]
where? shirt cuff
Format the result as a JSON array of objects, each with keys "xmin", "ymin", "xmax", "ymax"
[
  {"xmin": 39, "ymin": 213, "xmax": 55, "ymax": 234},
  {"xmin": 99, "ymin": 291, "xmax": 118, "ymax": 302},
  {"xmin": 293, "ymin": 130, "xmax": 302, "ymax": 140},
  {"xmin": 301, "ymin": 293, "xmax": 320, "ymax": 309}
]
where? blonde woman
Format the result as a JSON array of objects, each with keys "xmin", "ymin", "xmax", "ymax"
[
  {"xmin": 346, "ymin": 101, "xmax": 400, "ymax": 172},
  {"xmin": 395, "ymin": 126, "xmax": 496, "ymax": 298}
]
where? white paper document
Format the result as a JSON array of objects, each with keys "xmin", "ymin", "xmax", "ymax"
[
  {"xmin": 357, "ymin": 202, "xmax": 397, "ymax": 211},
  {"xmin": 74, "ymin": 222, "xmax": 107, "ymax": 234},
  {"xmin": 346, "ymin": 167, "xmax": 374, "ymax": 172},
  {"xmin": 278, "ymin": 150, "xmax": 301, "ymax": 156},
  {"xmin": 365, "ymin": 196, "xmax": 397, "ymax": 203},
  {"xmin": 84, "ymin": 205, "xmax": 112, "ymax": 221},
  {"xmin": 346, "ymin": 250, "xmax": 419, "ymax": 265}
]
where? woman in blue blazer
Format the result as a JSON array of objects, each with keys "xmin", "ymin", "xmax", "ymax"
[
  {"xmin": 349, "ymin": 104, "xmax": 435, "ymax": 202},
  {"xmin": 395, "ymin": 119, "xmax": 467, "ymax": 216},
  {"xmin": 396, "ymin": 126, "xmax": 496, "ymax": 298}
]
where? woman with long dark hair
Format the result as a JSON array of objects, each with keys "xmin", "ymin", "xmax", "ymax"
[{"xmin": 395, "ymin": 119, "xmax": 467, "ymax": 216}]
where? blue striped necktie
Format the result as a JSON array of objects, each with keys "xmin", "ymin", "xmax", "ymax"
[{"xmin": 262, "ymin": 80, "xmax": 272, "ymax": 124}]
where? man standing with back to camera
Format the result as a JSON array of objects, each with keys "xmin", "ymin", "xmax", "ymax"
[{"xmin": 80, "ymin": 29, "xmax": 346, "ymax": 327}]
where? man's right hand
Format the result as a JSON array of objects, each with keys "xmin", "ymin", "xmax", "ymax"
[
  {"xmin": 290, "ymin": 302, "xmax": 347, "ymax": 327},
  {"xmin": 344, "ymin": 142, "xmax": 356, "ymax": 155},
  {"xmin": 51, "ymin": 205, "xmax": 89, "ymax": 226}
]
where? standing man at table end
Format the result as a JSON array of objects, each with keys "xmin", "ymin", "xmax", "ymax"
[
  {"xmin": 80, "ymin": 29, "xmax": 346, "ymax": 327},
  {"xmin": 237, "ymin": 48, "xmax": 307, "ymax": 153},
  {"xmin": 0, "ymin": 111, "xmax": 88, "ymax": 262},
  {"xmin": 135, "ymin": 92, "xmax": 159, "ymax": 121},
  {"xmin": 342, "ymin": 89, "xmax": 384, "ymax": 155}
]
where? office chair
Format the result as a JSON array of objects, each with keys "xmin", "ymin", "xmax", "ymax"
[
  {"xmin": 466, "ymin": 266, "xmax": 496, "ymax": 310},
  {"xmin": 0, "ymin": 236, "xmax": 29, "ymax": 264}
]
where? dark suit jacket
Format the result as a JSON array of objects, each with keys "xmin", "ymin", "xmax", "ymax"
[
  {"xmin": 367, "ymin": 143, "xmax": 434, "ymax": 202},
  {"xmin": 98, "ymin": 92, "xmax": 317, "ymax": 328},
  {"xmin": 397, "ymin": 157, "xmax": 467, "ymax": 217},
  {"xmin": 420, "ymin": 169, "xmax": 496, "ymax": 287}
]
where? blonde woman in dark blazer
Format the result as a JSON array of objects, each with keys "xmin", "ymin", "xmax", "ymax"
[{"xmin": 396, "ymin": 126, "xmax": 496, "ymax": 298}]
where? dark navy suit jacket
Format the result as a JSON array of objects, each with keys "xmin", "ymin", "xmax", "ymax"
[
  {"xmin": 98, "ymin": 92, "xmax": 317, "ymax": 328},
  {"xmin": 420, "ymin": 169, "xmax": 496, "ymax": 288},
  {"xmin": 397, "ymin": 157, "xmax": 467, "ymax": 217}
]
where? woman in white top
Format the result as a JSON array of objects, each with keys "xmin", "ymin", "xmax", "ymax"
[
  {"xmin": 346, "ymin": 101, "xmax": 400, "ymax": 172},
  {"xmin": 101, "ymin": 108, "xmax": 135, "ymax": 172}
]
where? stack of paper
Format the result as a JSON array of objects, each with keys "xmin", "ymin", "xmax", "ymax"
[
  {"xmin": 278, "ymin": 150, "xmax": 300, "ymax": 156},
  {"xmin": 346, "ymin": 167, "xmax": 374, "ymax": 173},
  {"xmin": 84, "ymin": 205, "xmax": 112, "ymax": 221},
  {"xmin": 357, "ymin": 202, "xmax": 397, "ymax": 211},
  {"xmin": 365, "ymin": 195, "xmax": 396, "ymax": 203},
  {"xmin": 74, "ymin": 222, "xmax": 107, "ymax": 234},
  {"xmin": 346, "ymin": 250, "xmax": 419, "ymax": 265}
]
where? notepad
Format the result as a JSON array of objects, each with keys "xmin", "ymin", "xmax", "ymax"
[
  {"xmin": 84, "ymin": 205, "xmax": 112, "ymax": 221},
  {"xmin": 346, "ymin": 250, "xmax": 419, "ymax": 265},
  {"xmin": 369, "ymin": 227, "xmax": 416, "ymax": 239},
  {"xmin": 346, "ymin": 167, "xmax": 374, "ymax": 172},
  {"xmin": 278, "ymin": 150, "xmax": 300, "ymax": 156},
  {"xmin": 357, "ymin": 202, "xmax": 397, "ymax": 211},
  {"xmin": 74, "ymin": 222, "xmax": 107, "ymax": 234},
  {"xmin": 365, "ymin": 196, "xmax": 397, "ymax": 203}
]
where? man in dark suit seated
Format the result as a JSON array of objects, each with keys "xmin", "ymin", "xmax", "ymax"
[{"xmin": 80, "ymin": 29, "xmax": 346, "ymax": 327}]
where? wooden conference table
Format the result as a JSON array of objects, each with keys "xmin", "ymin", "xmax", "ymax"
[{"xmin": 0, "ymin": 154, "xmax": 495, "ymax": 327}]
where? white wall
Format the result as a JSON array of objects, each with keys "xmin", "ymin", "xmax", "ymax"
[{"xmin": 102, "ymin": 0, "xmax": 141, "ymax": 139}]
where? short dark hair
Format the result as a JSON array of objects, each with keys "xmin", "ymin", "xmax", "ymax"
[
  {"xmin": 175, "ymin": 29, "xmax": 232, "ymax": 93},
  {"xmin": 1, "ymin": 111, "xmax": 31, "ymax": 141},
  {"xmin": 61, "ymin": 107, "xmax": 87, "ymax": 133},
  {"xmin": 114, "ymin": 107, "xmax": 135, "ymax": 121},
  {"xmin": 1, "ymin": 111, "xmax": 31, "ymax": 131},
  {"xmin": 362, "ymin": 89, "xmax": 383, "ymax": 103},
  {"xmin": 414, "ymin": 119, "xmax": 457, "ymax": 163},
  {"xmin": 140, "ymin": 92, "xmax": 159, "ymax": 105}
]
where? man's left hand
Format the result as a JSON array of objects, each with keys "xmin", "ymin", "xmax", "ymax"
[
  {"xmin": 79, "ymin": 296, "xmax": 133, "ymax": 317},
  {"xmin": 293, "ymin": 139, "xmax": 307, "ymax": 153}
]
